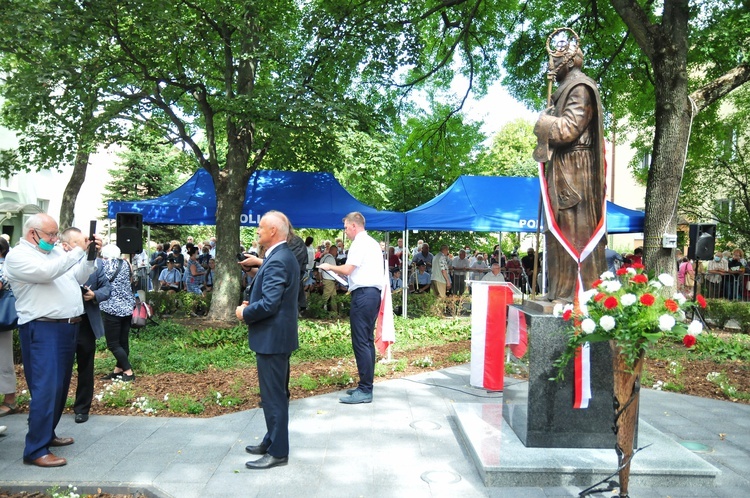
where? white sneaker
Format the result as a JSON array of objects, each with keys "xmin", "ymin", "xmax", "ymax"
[{"xmin": 0, "ymin": 425, "xmax": 6, "ymax": 435}]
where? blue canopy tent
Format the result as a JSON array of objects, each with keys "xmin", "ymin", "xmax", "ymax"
[
  {"xmin": 405, "ymin": 175, "xmax": 644, "ymax": 233},
  {"xmin": 108, "ymin": 168, "xmax": 406, "ymax": 231}
]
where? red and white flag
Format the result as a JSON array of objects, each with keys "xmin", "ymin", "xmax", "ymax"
[
  {"xmin": 470, "ymin": 282, "xmax": 512, "ymax": 391},
  {"xmin": 375, "ymin": 275, "xmax": 395, "ymax": 355}
]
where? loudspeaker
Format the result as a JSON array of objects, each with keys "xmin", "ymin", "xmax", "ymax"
[
  {"xmin": 116, "ymin": 212, "xmax": 143, "ymax": 254},
  {"xmin": 687, "ymin": 223, "xmax": 716, "ymax": 261}
]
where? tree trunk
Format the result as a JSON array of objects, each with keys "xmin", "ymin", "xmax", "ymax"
[
  {"xmin": 641, "ymin": 2, "xmax": 691, "ymax": 277},
  {"xmin": 59, "ymin": 146, "xmax": 91, "ymax": 229},
  {"xmin": 206, "ymin": 154, "xmax": 252, "ymax": 323}
]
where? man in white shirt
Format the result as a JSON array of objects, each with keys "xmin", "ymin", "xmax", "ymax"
[
  {"xmin": 4, "ymin": 213, "xmax": 101, "ymax": 467},
  {"xmin": 482, "ymin": 263, "xmax": 507, "ymax": 282},
  {"xmin": 318, "ymin": 212, "xmax": 383, "ymax": 404},
  {"xmin": 393, "ymin": 238, "xmax": 404, "ymax": 256},
  {"xmin": 451, "ymin": 249, "xmax": 471, "ymax": 296}
]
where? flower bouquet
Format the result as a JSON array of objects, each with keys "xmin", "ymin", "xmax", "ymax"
[
  {"xmin": 552, "ymin": 263, "xmax": 706, "ymax": 497},
  {"xmin": 553, "ymin": 263, "xmax": 705, "ymax": 376}
]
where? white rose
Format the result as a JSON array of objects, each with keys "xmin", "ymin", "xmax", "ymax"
[
  {"xmin": 599, "ymin": 315, "xmax": 616, "ymax": 331},
  {"xmin": 581, "ymin": 318, "xmax": 597, "ymax": 334},
  {"xmin": 687, "ymin": 320, "xmax": 703, "ymax": 336},
  {"xmin": 626, "ymin": 267, "xmax": 637, "ymax": 275},
  {"xmin": 658, "ymin": 314, "xmax": 676, "ymax": 331},
  {"xmin": 600, "ymin": 271, "xmax": 615, "ymax": 280},
  {"xmin": 582, "ymin": 289, "xmax": 598, "ymax": 303},
  {"xmin": 650, "ymin": 281, "xmax": 663, "ymax": 290},
  {"xmin": 603, "ymin": 280, "xmax": 622, "ymax": 293},
  {"xmin": 658, "ymin": 274, "xmax": 675, "ymax": 287},
  {"xmin": 672, "ymin": 292, "xmax": 687, "ymax": 305},
  {"xmin": 553, "ymin": 303, "xmax": 564, "ymax": 317},
  {"xmin": 620, "ymin": 293, "xmax": 637, "ymax": 306}
]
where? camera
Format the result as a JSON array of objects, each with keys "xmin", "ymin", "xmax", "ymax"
[{"xmin": 236, "ymin": 253, "xmax": 246, "ymax": 262}]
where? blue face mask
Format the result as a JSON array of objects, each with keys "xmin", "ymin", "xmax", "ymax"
[{"xmin": 714, "ymin": 256, "xmax": 721, "ymax": 262}]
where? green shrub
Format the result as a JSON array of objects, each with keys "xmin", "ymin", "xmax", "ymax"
[
  {"xmin": 704, "ymin": 299, "xmax": 732, "ymax": 328},
  {"xmin": 95, "ymin": 379, "xmax": 135, "ymax": 408},
  {"xmin": 167, "ymin": 394, "xmax": 205, "ymax": 414},
  {"xmin": 694, "ymin": 332, "xmax": 750, "ymax": 362},
  {"xmin": 147, "ymin": 290, "xmax": 211, "ymax": 317},
  {"xmin": 290, "ymin": 374, "xmax": 319, "ymax": 390},
  {"xmin": 406, "ymin": 292, "xmax": 439, "ymax": 318},
  {"xmin": 305, "ymin": 292, "xmax": 351, "ymax": 319}
]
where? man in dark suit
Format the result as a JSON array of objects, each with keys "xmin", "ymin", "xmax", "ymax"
[
  {"xmin": 236, "ymin": 211, "xmax": 299, "ymax": 470},
  {"xmin": 61, "ymin": 227, "xmax": 112, "ymax": 424}
]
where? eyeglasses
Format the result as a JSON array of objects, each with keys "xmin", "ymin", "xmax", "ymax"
[{"xmin": 34, "ymin": 228, "xmax": 60, "ymax": 239}]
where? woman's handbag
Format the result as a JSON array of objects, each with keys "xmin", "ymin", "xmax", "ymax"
[{"xmin": 0, "ymin": 287, "xmax": 19, "ymax": 331}]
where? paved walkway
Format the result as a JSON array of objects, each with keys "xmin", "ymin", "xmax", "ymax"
[{"xmin": 0, "ymin": 365, "xmax": 749, "ymax": 497}]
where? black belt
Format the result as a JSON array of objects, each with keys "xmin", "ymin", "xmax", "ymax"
[{"xmin": 36, "ymin": 317, "xmax": 83, "ymax": 324}]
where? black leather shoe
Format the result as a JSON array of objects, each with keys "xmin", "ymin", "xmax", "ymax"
[
  {"xmin": 245, "ymin": 454, "xmax": 288, "ymax": 470},
  {"xmin": 245, "ymin": 442, "xmax": 268, "ymax": 455},
  {"xmin": 75, "ymin": 413, "xmax": 88, "ymax": 424}
]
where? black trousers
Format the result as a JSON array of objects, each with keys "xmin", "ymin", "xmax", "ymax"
[
  {"xmin": 102, "ymin": 312, "xmax": 132, "ymax": 372},
  {"xmin": 256, "ymin": 352, "xmax": 291, "ymax": 458},
  {"xmin": 74, "ymin": 316, "xmax": 96, "ymax": 415},
  {"xmin": 349, "ymin": 287, "xmax": 380, "ymax": 394}
]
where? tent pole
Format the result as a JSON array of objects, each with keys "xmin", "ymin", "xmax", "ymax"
[{"xmin": 403, "ymin": 230, "xmax": 409, "ymax": 318}]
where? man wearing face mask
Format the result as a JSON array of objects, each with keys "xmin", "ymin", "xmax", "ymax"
[
  {"xmin": 705, "ymin": 251, "xmax": 728, "ymax": 299},
  {"xmin": 4, "ymin": 214, "xmax": 101, "ymax": 467}
]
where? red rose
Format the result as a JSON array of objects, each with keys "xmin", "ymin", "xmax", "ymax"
[
  {"xmin": 562, "ymin": 309, "xmax": 573, "ymax": 321},
  {"xmin": 683, "ymin": 335, "xmax": 697, "ymax": 348},
  {"xmin": 697, "ymin": 294, "xmax": 707, "ymax": 308},
  {"xmin": 591, "ymin": 279, "xmax": 603, "ymax": 288},
  {"xmin": 632, "ymin": 274, "xmax": 648, "ymax": 284},
  {"xmin": 632, "ymin": 263, "xmax": 645, "ymax": 270},
  {"xmin": 616, "ymin": 268, "xmax": 628, "ymax": 276},
  {"xmin": 640, "ymin": 293, "xmax": 655, "ymax": 306},
  {"xmin": 604, "ymin": 296, "xmax": 619, "ymax": 309},
  {"xmin": 664, "ymin": 299, "xmax": 679, "ymax": 312},
  {"xmin": 594, "ymin": 292, "xmax": 606, "ymax": 302}
]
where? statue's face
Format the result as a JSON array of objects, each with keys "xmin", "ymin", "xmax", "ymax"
[{"xmin": 552, "ymin": 56, "xmax": 569, "ymax": 82}]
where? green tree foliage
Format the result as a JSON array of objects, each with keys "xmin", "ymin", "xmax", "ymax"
[
  {"xmin": 479, "ymin": 118, "xmax": 537, "ymax": 177},
  {"xmin": 0, "ymin": 0, "xmax": 139, "ymax": 227},
  {"xmin": 0, "ymin": 0, "xmax": 506, "ymax": 321},
  {"xmin": 679, "ymin": 86, "xmax": 750, "ymax": 247},
  {"xmin": 499, "ymin": 0, "xmax": 750, "ymax": 277}
]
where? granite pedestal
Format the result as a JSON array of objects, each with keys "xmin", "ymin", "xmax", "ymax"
[{"xmin": 503, "ymin": 304, "xmax": 621, "ymax": 448}]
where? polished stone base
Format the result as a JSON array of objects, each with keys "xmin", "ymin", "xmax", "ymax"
[
  {"xmin": 503, "ymin": 305, "xmax": 618, "ymax": 448},
  {"xmin": 455, "ymin": 401, "xmax": 720, "ymax": 488}
]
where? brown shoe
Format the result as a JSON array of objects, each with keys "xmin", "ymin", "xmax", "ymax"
[
  {"xmin": 24, "ymin": 453, "xmax": 67, "ymax": 467},
  {"xmin": 50, "ymin": 437, "xmax": 74, "ymax": 447}
]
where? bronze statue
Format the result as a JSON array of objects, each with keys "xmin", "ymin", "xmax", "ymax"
[{"xmin": 534, "ymin": 33, "xmax": 606, "ymax": 302}]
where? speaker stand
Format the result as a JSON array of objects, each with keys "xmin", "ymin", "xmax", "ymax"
[{"xmin": 691, "ymin": 275, "xmax": 711, "ymax": 331}]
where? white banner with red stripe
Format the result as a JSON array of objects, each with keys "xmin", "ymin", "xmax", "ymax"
[{"xmin": 470, "ymin": 282, "xmax": 513, "ymax": 391}]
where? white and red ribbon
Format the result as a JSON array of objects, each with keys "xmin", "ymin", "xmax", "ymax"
[{"xmin": 538, "ymin": 143, "xmax": 607, "ymax": 409}]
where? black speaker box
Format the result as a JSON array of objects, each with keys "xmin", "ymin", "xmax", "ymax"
[
  {"xmin": 116, "ymin": 212, "xmax": 143, "ymax": 254},
  {"xmin": 687, "ymin": 223, "xmax": 716, "ymax": 261}
]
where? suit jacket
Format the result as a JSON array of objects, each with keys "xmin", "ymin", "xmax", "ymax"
[
  {"xmin": 242, "ymin": 243, "xmax": 300, "ymax": 355},
  {"xmin": 85, "ymin": 259, "xmax": 111, "ymax": 339}
]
